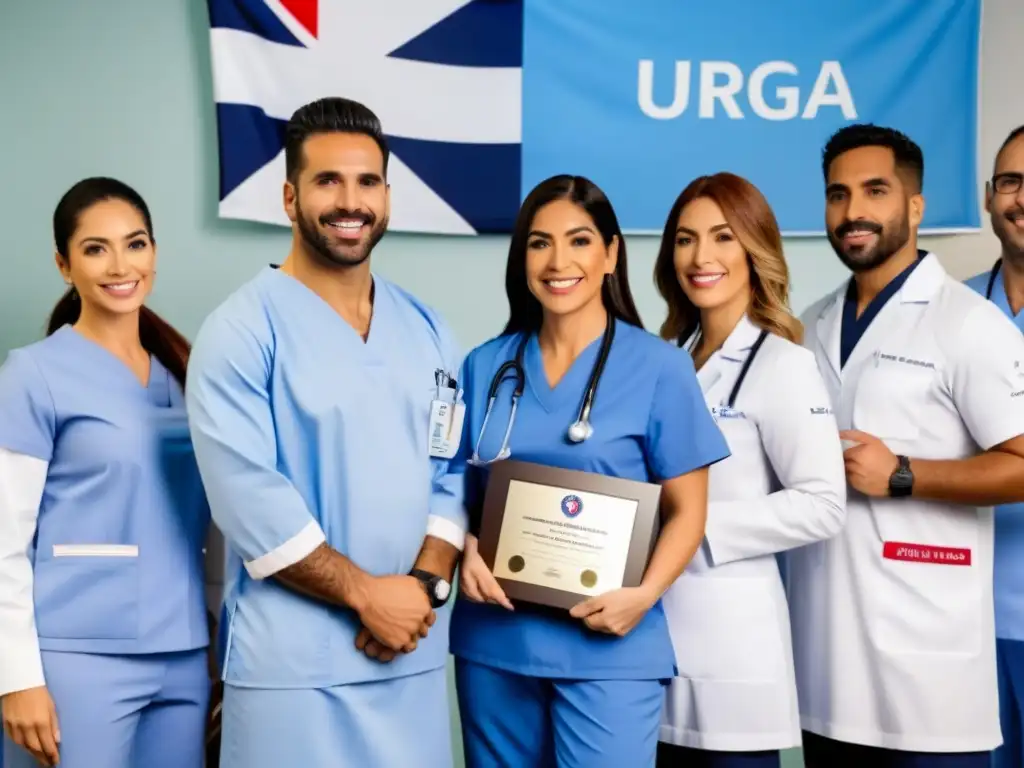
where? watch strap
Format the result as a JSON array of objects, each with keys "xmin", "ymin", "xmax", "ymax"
[
  {"xmin": 410, "ymin": 568, "xmax": 450, "ymax": 608},
  {"xmin": 889, "ymin": 454, "xmax": 913, "ymax": 498}
]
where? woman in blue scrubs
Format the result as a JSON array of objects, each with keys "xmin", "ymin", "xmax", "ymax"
[
  {"xmin": 450, "ymin": 174, "xmax": 731, "ymax": 767},
  {"xmin": 0, "ymin": 177, "xmax": 211, "ymax": 768}
]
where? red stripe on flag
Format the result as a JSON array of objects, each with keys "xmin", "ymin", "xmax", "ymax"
[{"xmin": 280, "ymin": 0, "xmax": 318, "ymax": 38}]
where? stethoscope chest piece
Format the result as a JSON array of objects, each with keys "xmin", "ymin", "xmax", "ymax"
[{"xmin": 567, "ymin": 419, "xmax": 593, "ymax": 444}]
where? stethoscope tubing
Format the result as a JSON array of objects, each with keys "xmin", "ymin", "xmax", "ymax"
[{"xmin": 469, "ymin": 317, "xmax": 617, "ymax": 464}]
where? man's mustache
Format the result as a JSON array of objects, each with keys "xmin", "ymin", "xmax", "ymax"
[
  {"xmin": 320, "ymin": 209, "xmax": 374, "ymax": 226},
  {"xmin": 834, "ymin": 219, "xmax": 881, "ymax": 238}
]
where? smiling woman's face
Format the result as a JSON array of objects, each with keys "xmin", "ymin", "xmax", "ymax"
[
  {"xmin": 57, "ymin": 198, "xmax": 156, "ymax": 317},
  {"xmin": 525, "ymin": 199, "xmax": 617, "ymax": 320},
  {"xmin": 672, "ymin": 196, "xmax": 750, "ymax": 312}
]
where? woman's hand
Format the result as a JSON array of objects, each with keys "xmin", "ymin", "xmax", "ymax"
[
  {"xmin": 2, "ymin": 686, "xmax": 61, "ymax": 766},
  {"xmin": 458, "ymin": 534, "xmax": 514, "ymax": 610},
  {"xmin": 570, "ymin": 587, "xmax": 658, "ymax": 637}
]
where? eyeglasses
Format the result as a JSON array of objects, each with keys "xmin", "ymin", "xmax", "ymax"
[{"xmin": 993, "ymin": 172, "xmax": 1023, "ymax": 195}]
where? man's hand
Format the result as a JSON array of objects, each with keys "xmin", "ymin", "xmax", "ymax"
[
  {"xmin": 354, "ymin": 575, "xmax": 434, "ymax": 653},
  {"xmin": 2, "ymin": 686, "xmax": 61, "ymax": 767},
  {"xmin": 840, "ymin": 429, "xmax": 900, "ymax": 497},
  {"xmin": 354, "ymin": 616, "xmax": 432, "ymax": 663},
  {"xmin": 355, "ymin": 609, "xmax": 436, "ymax": 663}
]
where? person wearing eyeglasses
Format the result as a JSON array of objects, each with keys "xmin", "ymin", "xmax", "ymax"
[
  {"xmin": 449, "ymin": 175, "xmax": 730, "ymax": 768},
  {"xmin": 964, "ymin": 124, "xmax": 1024, "ymax": 768}
]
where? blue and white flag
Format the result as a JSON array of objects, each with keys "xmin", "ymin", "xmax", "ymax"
[
  {"xmin": 207, "ymin": 0, "xmax": 981, "ymax": 236},
  {"xmin": 207, "ymin": 0, "xmax": 521, "ymax": 234}
]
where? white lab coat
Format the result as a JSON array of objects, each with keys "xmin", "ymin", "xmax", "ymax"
[
  {"xmin": 0, "ymin": 448, "xmax": 49, "ymax": 696},
  {"xmin": 660, "ymin": 315, "xmax": 847, "ymax": 752},
  {"xmin": 787, "ymin": 252, "xmax": 1024, "ymax": 752}
]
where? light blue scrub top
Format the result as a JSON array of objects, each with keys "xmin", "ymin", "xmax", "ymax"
[
  {"xmin": 185, "ymin": 266, "xmax": 465, "ymax": 689},
  {"xmin": 966, "ymin": 264, "xmax": 1024, "ymax": 641},
  {"xmin": 449, "ymin": 320, "xmax": 731, "ymax": 680},
  {"xmin": 0, "ymin": 326, "xmax": 210, "ymax": 655}
]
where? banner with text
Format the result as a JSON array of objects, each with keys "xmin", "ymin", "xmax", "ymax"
[
  {"xmin": 208, "ymin": 0, "xmax": 980, "ymax": 235},
  {"xmin": 521, "ymin": 0, "xmax": 981, "ymax": 234}
]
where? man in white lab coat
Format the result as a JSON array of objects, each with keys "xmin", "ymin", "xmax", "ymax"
[
  {"xmin": 789, "ymin": 123, "xmax": 1024, "ymax": 768},
  {"xmin": 964, "ymin": 124, "xmax": 1024, "ymax": 768}
]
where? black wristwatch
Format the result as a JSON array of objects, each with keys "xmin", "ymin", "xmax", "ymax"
[
  {"xmin": 888, "ymin": 455, "xmax": 914, "ymax": 498},
  {"xmin": 410, "ymin": 568, "xmax": 452, "ymax": 609}
]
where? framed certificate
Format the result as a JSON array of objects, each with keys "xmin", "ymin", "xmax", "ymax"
[{"xmin": 476, "ymin": 460, "xmax": 662, "ymax": 610}]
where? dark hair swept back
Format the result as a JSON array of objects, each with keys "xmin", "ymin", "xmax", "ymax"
[
  {"xmin": 821, "ymin": 123, "xmax": 925, "ymax": 193},
  {"xmin": 501, "ymin": 175, "xmax": 644, "ymax": 336},
  {"xmin": 285, "ymin": 97, "xmax": 390, "ymax": 183},
  {"xmin": 48, "ymin": 177, "xmax": 191, "ymax": 388}
]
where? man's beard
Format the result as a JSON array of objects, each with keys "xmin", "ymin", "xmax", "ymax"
[
  {"xmin": 827, "ymin": 210, "xmax": 911, "ymax": 273},
  {"xmin": 296, "ymin": 198, "xmax": 387, "ymax": 268},
  {"xmin": 993, "ymin": 204, "xmax": 1024, "ymax": 263}
]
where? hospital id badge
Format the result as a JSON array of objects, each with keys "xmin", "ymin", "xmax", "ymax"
[{"xmin": 429, "ymin": 399, "xmax": 465, "ymax": 459}]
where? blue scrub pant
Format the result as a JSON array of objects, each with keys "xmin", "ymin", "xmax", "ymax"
[
  {"xmin": 3, "ymin": 649, "xmax": 209, "ymax": 768},
  {"xmin": 655, "ymin": 742, "xmax": 780, "ymax": 767},
  {"xmin": 801, "ymin": 731, "xmax": 989, "ymax": 768},
  {"xmin": 219, "ymin": 666, "xmax": 452, "ymax": 768},
  {"xmin": 454, "ymin": 657, "xmax": 664, "ymax": 768},
  {"xmin": 995, "ymin": 638, "xmax": 1024, "ymax": 768}
]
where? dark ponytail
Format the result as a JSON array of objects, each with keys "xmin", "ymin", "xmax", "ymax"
[
  {"xmin": 48, "ymin": 177, "xmax": 190, "ymax": 389},
  {"xmin": 46, "ymin": 287, "xmax": 81, "ymax": 337},
  {"xmin": 139, "ymin": 306, "xmax": 190, "ymax": 389}
]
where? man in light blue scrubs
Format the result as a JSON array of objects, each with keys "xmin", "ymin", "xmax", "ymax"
[
  {"xmin": 964, "ymin": 124, "xmax": 1024, "ymax": 768},
  {"xmin": 185, "ymin": 97, "xmax": 466, "ymax": 768}
]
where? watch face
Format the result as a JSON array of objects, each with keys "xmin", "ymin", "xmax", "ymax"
[
  {"xmin": 890, "ymin": 468, "xmax": 913, "ymax": 496},
  {"xmin": 435, "ymin": 580, "xmax": 451, "ymax": 602}
]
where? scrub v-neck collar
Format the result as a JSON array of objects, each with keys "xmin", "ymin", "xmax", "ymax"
[
  {"xmin": 265, "ymin": 265, "xmax": 387, "ymax": 364},
  {"xmin": 522, "ymin": 328, "xmax": 606, "ymax": 415},
  {"xmin": 988, "ymin": 267, "xmax": 1024, "ymax": 324},
  {"xmin": 57, "ymin": 325, "xmax": 170, "ymax": 406}
]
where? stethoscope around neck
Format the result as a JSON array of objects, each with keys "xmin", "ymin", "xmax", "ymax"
[
  {"xmin": 986, "ymin": 258, "xmax": 1002, "ymax": 300},
  {"xmin": 684, "ymin": 326, "xmax": 769, "ymax": 408},
  {"xmin": 467, "ymin": 317, "xmax": 617, "ymax": 466}
]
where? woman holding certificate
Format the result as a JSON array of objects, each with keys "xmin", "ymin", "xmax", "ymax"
[
  {"xmin": 449, "ymin": 174, "xmax": 731, "ymax": 767},
  {"xmin": 653, "ymin": 173, "xmax": 847, "ymax": 768}
]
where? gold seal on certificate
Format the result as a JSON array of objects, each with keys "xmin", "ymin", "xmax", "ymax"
[{"xmin": 476, "ymin": 460, "xmax": 662, "ymax": 610}]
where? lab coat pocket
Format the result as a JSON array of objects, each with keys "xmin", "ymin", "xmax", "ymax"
[
  {"xmin": 35, "ymin": 544, "xmax": 140, "ymax": 641},
  {"xmin": 869, "ymin": 504, "xmax": 981, "ymax": 657},
  {"xmin": 850, "ymin": 355, "xmax": 943, "ymax": 449},
  {"xmin": 664, "ymin": 575, "xmax": 784, "ymax": 683}
]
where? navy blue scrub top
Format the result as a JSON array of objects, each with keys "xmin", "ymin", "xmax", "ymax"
[{"xmin": 840, "ymin": 250, "xmax": 926, "ymax": 369}]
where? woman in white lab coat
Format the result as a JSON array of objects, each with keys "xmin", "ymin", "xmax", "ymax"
[{"xmin": 653, "ymin": 172, "xmax": 847, "ymax": 768}]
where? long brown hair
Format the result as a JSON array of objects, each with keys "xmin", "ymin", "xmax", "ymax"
[
  {"xmin": 654, "ymin": 172, "xmax": 801, "ymax": 348},
  {"xmin": 47, "ymin": 177, "xmax": 190, "ymax": 388}
]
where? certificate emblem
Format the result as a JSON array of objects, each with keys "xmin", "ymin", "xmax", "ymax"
[{"xmin": 561, "ymin": 494, "xmax": 583, "ymax": 518}]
